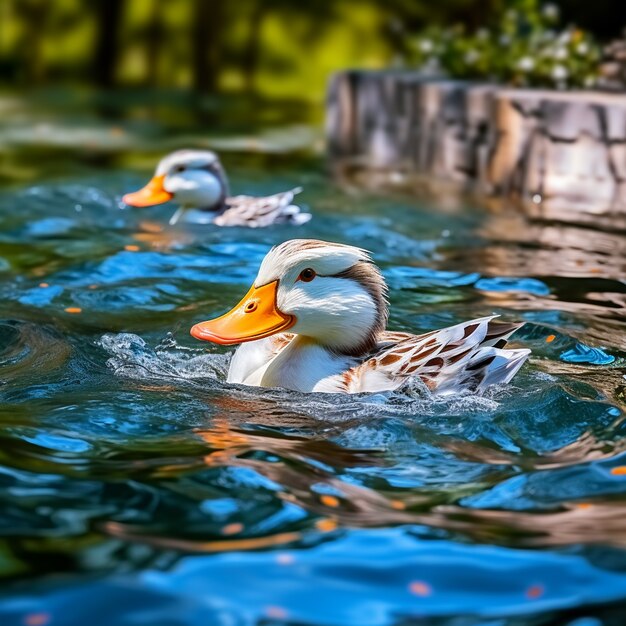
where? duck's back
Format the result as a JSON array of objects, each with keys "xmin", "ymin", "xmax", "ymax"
[{"xmin": 215, "ymin": 188, "xmax": 310, "ymax": 227}]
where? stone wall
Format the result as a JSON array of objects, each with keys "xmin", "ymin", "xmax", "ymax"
[{"xmin": 326, "ymin": 71, "xmax": 626, "ymax": 223}]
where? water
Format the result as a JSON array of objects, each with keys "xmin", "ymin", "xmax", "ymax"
[{"xmin": 0, "ymin": 93, "xmax": 626, "ymax": 626}]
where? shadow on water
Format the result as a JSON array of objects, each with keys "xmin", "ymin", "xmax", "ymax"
[{"xmin": 0, "ymin": 94, "xmax": 626, "ymax": 625}]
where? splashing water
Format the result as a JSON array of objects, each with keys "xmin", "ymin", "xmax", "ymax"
[{"xmin": 100, "ymin": 332, "xmax": 230, "ymax": 383}]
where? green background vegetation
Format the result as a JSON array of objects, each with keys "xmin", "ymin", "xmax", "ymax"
[{"xmin": 0, "ymin": 0, "xmax": 623, "ymax": 103}]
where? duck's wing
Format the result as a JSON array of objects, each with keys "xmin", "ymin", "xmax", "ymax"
[
  {"xmin": 341, "ymin": 316, "xmax": 529, "ymax": 394},
  {"xmin": 215, "ymin": 188, "xmax": 311, "ymax": 228}
]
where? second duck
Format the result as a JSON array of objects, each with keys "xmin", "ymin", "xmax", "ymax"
[{"xmin": 123, "ymin": 149, "xmax": 311, "ymax": 227}]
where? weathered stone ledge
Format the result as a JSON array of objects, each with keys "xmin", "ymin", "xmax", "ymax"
[{"xmin": 326, "ymin": 71, "xmax": 626, "ymax": 224}]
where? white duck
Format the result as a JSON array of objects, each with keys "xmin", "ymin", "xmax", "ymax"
[
  {"xmin": 123, "ymin": 149, "xmax": 311, "ymax": 227},
  {"xmin": 190, "ymin": 239, "xmax": 530, "ymax": 394}
]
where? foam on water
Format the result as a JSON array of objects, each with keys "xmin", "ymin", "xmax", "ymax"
[{"xmin": 99, "ymin": 332, "xmax": 230, "ymax": 383}]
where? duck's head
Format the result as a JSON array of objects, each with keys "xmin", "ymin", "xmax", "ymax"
[
  {"xmin": 123, "ymin": 150, "xmax": 229, "ymax": 223},
  {"xmin": 191, "ymin": 239, "xmax": 388, "ymax": 356}
]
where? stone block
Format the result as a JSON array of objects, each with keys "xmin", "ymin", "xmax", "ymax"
[{"xmin": 326, "ymin": 71, "xmax": 626, "ymax": 216}]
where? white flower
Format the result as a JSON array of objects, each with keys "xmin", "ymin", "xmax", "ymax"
[
  {"xmin": 464, "ymin": 49, "xmax": 479, "ymax": 64},
  {"xmin": 542, "ymin": 3, "xmax": 559, "ymax": 20},
  {"xmin": 557, "ymin": 30, "xmax": 572, "ymax": 45},
  {"xmin": 517, "ymin": 56, "xmax": 535, "ymax": 71},
  {"xmin": 551, "ymin": 64, "xmax": 569, "ymax": 81},
  {"xmin": 554, "ymin": 46, "xmax": 568, "ymax": 60},
  {"xmin": 419, "ymin": 39, "xmax": 434, "ymax": 53},
  {"xmin": 576, "ymin": 41, "xmax": 589, "ymax": 55}
]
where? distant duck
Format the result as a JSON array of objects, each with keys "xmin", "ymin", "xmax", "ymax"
[
  {"xmin": 123, "ymin": 149, "xmax": 311, "ymax": 227},
  {"xmin": 190, "ymin": 239, "xmax": 530, "ymax": 394}
]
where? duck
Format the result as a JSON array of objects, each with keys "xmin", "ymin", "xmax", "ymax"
[
  {"xmin": 122, "ymin": 149, "xmax": 311, "ymax": 227},
  {"xmin": 190, "ymin": 239, "xmax": 530, "ymax": 394}
]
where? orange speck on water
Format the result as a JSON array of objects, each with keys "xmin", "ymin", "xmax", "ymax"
[
  {"xmin": 276, "ymin": 552, "xmax": 295, "ymax": 565},
  {"xmin": 64, "ymin": 307, "xmax": 82, "ymax": 314},
  {"xmin": 575, "ymin": 502, "xmax": 592, "ymax": 509},
  {"xmin": 278, "ymin": 492, "xmax": 297, "ymax": 503},
  {"xmin": 320, "ymin": 494, "xmax": 340, "ymax": 508},
  {"xmin": 221, "ymin": 522, "xmax": 244, "ymax": 536},
  {"xmin": 38, "ymin": 283, "xmax": 49, "ymax": 288},
  {"xmin": 390, "ymin": 499, "xmax": 406, "ymax": 510},
  {"xmin": 545, "ymin": 334, "xmax": 556, "ymax": 343},
  {"xmin": 409, "ymin": 581, "xmax": 432, "ymax": 597},
  {"xmin": 203, "ymin": 450, "xmax": 230, "ymax": 466},
  {"xmin": 611, "ymin": 466, "xmax": 626, "ymax": 476},
  {"xmin": 138, "ymin": 221, "xmax": 165, "ymax": 234},
  {"xmin": 526, "ymin": 584, "xmax": 544, "ymax": 599},
  {"xmin": 88, "ymin": 284, "xmax": 99, "ymax": 290},
  {"xmin": 124, "ymin": 245, "xmax": 140, "ymax": 252},
  {"xmin": 176, "ymin": 303, "xmax": 199, "ymax": 312},
  {"xmin": 265, "ymin": 606, "xmax": 288, "ymax": 620},
  {"xmin": 315, "ymin": 518, "xmax": 338, "ymax": 532},
  {"xmin": 24, "ymin": 613, "xmax": 50, "ymax": 626}
]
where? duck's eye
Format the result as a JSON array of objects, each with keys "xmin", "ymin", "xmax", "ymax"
[
  {"xmin": 298, "ymin": 268, "xmax": 316, "ymax": 283},
  {"xmin": 173, "ymin": 165, "xmax": 186, "ymax": 173}
]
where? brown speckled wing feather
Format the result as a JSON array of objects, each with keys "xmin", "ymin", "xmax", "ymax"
[
  {"xmin": 215, "ymin": 188, "xmax": 310, "ymax": 228},
  {"xmin": 341, "ymin": 317, "xmax": 529, "ymax": 394}
]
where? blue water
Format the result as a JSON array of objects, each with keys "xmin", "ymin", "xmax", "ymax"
[{"xmin": 0, "ymin": 98, "xmax": 625, "ymax": 625}]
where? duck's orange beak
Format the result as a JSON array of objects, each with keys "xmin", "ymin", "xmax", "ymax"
[
  {"xmin": 191, "ymin": 281, "xmax": 294, "ymax": 345},
  {"xmin": 123, "ymin": 175, "xmax": 173, "ymax": 207}
]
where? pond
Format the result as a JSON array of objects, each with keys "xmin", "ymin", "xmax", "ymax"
[{"xmin": 0, "ymin": 92, "xmax": 625, "ymax": 626}]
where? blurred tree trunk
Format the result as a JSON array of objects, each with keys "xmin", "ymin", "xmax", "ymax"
[
  {"xmin": 92, "ymin": 0, "xmax": 123, "ymax": 88},
  {"xmin": 192, "ymin": 0, "xmax": 224, "ymax": 93},
  {"xmin": 242, "ymin": 1, "xmax": 268, "ymax": 94},
  {"xmin": 145, "ymin": 2, "xmax": 164, "ymax": 88},
  {"xmin": 14, "ymin": 0, "xmax": 50, "ymax": 84}
]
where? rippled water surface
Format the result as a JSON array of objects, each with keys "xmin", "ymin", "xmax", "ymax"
[{"xmin": 1, "ymin": 95, "xmax": 626, "ymax": 626}]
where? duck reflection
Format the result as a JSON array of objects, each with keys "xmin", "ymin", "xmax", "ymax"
[
  {"xmin": 132, "ymin": 221, "xmax": 196, "ymax": 251},
  {"xmin": 100, "ymin": 389, "xmax": 626, "ymax": 554},
  {"xmin": 102, "ymin": 393, "xmax": 417, "ymax": 553}
]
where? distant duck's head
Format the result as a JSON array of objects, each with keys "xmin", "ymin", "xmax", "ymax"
[
  {"xmin": 123, "ymin": 150, "xmax": 229, "ymax": 224},
  {"xmin": 191, "ymin": 239, "xmax": 388, "ymax": 356}
]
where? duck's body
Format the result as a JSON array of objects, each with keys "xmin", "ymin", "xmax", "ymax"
[
  {"xmin": 123, "ymin": 150, "xmax": 311, "ymax": 227},
  {"xmin": 225, "ymin": 320, "xmax": 526, "ymax": 394},
  {"xmin": 191, "ymin": 240, "xmax": 530, "ymax": 395}
]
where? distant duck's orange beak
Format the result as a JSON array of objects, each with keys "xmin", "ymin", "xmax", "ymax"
[
  {"xmin": 123, "ymin": 175, "xmax": 173, "ymax": 207},
  {"xmin": 191, "ymin": 280, "xmax": 294, "ymax": 345}
]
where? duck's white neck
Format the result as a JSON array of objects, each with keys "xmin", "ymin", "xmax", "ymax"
[{"xmin": 232, "ymin": 335, "xmax": 354, "ymax": 393}]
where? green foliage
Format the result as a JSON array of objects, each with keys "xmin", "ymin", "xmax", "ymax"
[
  {"xmin": 0, "ymin": 0, "xmax": 391, "ymax": 102},
  {"xmin": 0, "ymin": 0, "xmax": 613, "ymax": 99},
  {"xmin": 409, "ymin": 1, "xmax": 602, "ymax": 88}
]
